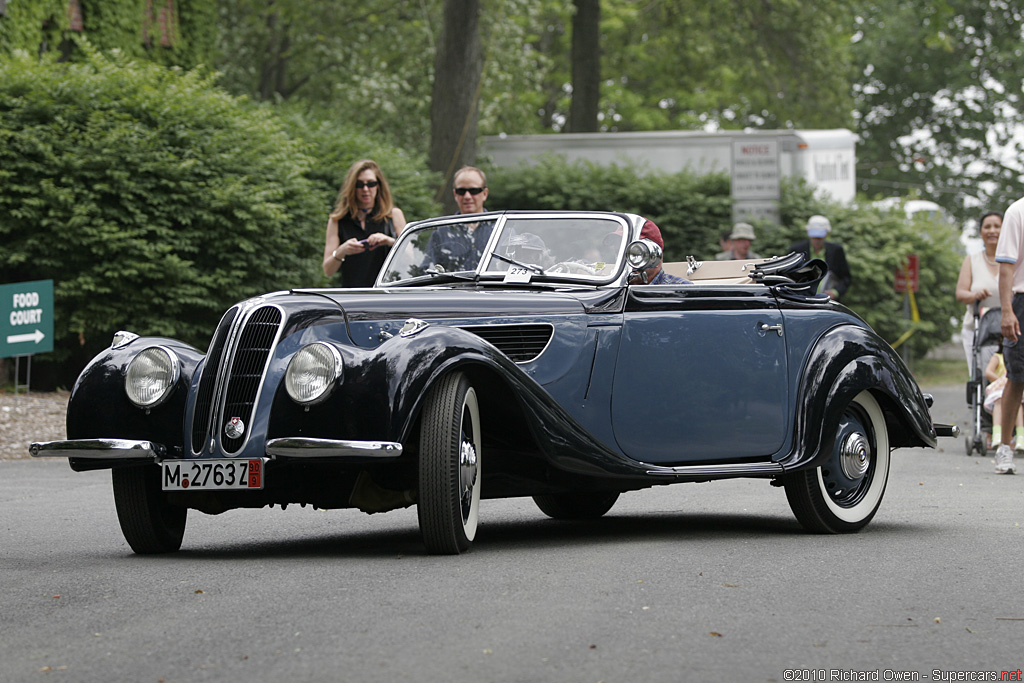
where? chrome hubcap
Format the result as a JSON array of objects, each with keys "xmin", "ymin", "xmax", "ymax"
[
  {"xmin": 459, "ymin": 438, "xmax": 478, "ymax": 511},
  {"xmin": 839, "ymin": 432, "xmax": 870, "ymax": 480}
]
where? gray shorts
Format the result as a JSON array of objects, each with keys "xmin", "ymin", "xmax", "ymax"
[{"xmin": 1005, "ymin": 293, "xmax": 1024, "ymax": 383}]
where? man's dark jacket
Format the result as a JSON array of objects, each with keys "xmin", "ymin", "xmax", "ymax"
[{"xmin": 789, "ymin": 240, "xmax": 852, "ymax": 300}]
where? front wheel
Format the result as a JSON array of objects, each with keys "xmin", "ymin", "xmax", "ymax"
[
  {"xmin": 533, "ymin": 491, "xmax": 620, "ymax": 520},
  {"xmin": 418, "ymin": 372, "xmax": 482, "ymax": 554},
  {"xmin": 112, "ymin": 465, "xmax": 187, "ymax": 553},
  {"xmin": 783, "ymin": 390, "xmax": 890, "ymax": 533}
]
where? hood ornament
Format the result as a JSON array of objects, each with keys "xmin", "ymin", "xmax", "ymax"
[{"xmin": 400, "ymin": 318, "xmax": 430, "ymax": 338}]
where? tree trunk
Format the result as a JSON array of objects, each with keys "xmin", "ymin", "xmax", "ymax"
[
  {"xmin": 429, "ymin": 0, "xmax": 483, "ymax": 214},
  {"xmin": 568, "ymin": 0, "xmax": 600, "ymax": 133}
]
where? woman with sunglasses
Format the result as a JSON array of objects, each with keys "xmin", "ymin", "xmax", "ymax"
[{"xmin": 322, "ymin": 159, "xmax": 407, "ymax": 286}]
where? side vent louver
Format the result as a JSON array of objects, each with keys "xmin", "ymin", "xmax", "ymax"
[{"xmin": 459, "ymin": 324, "xmax": 553, "ymax": 363}]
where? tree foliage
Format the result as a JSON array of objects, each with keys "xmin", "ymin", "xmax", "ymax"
[
  {"xmin": 214, "ymin": 0, "xmax": 443, "ymax": 150},
  {"xmin": 852, "ymin": 0, "xmax": 1024, "ymax": 220},
  {"xmin": 496, "ymin": 0, "xmax": 855, "ymax": 134},
  {"xmin": 0, "ymin": 45, "xmax": 323, "ymax": 384},
  {"xmin": 0, "ymin": 0, "xmax": 216, "ymax": 68},
  {"xmin": 0, "ymin": 0, "xmax": 67, "ymax": 56}
]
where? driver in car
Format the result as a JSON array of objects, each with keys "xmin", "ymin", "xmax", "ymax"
[{"xmin": 505, "ymin": 232, "xmax": 550, "ymax": 268}]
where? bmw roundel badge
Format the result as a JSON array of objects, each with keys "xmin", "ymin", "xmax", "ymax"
[{"xmin": 225, "ymin": 417, "xmax": 245, "ymax": 439}]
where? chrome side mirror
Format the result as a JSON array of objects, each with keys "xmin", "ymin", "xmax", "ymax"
[{"xmin": 626, "ymin": 238, "xmax": 663, "ymax": 272}]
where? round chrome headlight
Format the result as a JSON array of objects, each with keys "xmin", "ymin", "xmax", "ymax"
[
  {"xmin": 626, "ymin": 238, "xmax": 663, "ymax": 270},
  {"xmin": 125, "ymin": 346, "xmax": 180, "ymax": 408},
  {"xmin": 285, "ymin": 342, "xmax": 344, "ymax": 405}
]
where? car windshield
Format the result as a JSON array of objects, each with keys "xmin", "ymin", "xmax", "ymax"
[{"xmin": 378, "ymin": 214, "xmax": 629, "ymax": 285}]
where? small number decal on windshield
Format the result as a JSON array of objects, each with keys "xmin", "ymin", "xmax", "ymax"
[{"xmin": 503, "ymin": 266, "xmax": 532, "ymax": 284}]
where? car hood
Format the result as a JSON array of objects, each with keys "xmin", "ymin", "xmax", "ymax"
[{"xmin": 289, "ymin": 287, "xmax": 597, "ymax": 349}]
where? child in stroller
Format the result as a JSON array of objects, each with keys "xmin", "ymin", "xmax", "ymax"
[
  {"xmin": 966, "ymin": 305, "xmax": 1009, "ymax": 455},
  {"xmin": 982, "ymin": 349, "xmax": 1024, "ymax": 451}
]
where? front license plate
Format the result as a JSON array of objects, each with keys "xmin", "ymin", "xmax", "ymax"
[{"xmin": 162, "ymin": 459, "xmax": 265, "ymax": 491}]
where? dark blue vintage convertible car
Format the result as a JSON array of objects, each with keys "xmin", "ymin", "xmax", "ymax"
[{"xmin": 31, "ymin": 211, "xmax": 956, "ymax": 554}]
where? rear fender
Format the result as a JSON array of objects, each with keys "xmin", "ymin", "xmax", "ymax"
[{"xmin": 781, "ymin": 324, "xmax": 935, "ymax": 471}]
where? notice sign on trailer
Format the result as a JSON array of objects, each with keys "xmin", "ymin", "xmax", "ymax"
[{"xmin": 1, "ymin": 280, "xmax": 54, "ymax": 359}]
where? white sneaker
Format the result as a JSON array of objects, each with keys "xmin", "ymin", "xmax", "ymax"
[{"xmin": 995, "ymin": 444, "xmax": 1016, "ymax": 474}]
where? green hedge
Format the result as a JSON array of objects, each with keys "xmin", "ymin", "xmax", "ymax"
[
  {"xmin": 488, "ymin": 156, "xmax": 961, "ymax": 357},
  {"xmin": 0, "ymin": 47, "xmax": 323, "ymax": 385}
]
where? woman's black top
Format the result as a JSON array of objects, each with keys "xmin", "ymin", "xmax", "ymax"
[{"xmin": 336, "ymin": 212, "xmax": 395, "ymax": 287}]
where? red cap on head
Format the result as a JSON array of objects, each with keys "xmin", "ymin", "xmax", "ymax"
[{"xmin": 640, "ymin": 220, "xmax": 664, "ymax": 249}]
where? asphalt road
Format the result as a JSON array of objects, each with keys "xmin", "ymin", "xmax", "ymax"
[{"xmin": 3, "ymin": 383, "xmax": 1024, "ymax": 682}]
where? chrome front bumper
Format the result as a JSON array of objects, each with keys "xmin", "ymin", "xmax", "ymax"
[
  {"xmin": 265, "ymin": 438, "xmax": 403, "ymax": 459},
  {"xmin": 30, "ymin": 437, "xmax": 404, "ymax": 461},
  {"xmin": 29, "ymin": 439, "xmax": 166, "ymax": 459}
]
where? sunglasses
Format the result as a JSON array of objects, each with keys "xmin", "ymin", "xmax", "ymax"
[
  {"xmin": 355, "ymin": 180, "xmax": 380, "ymax": 189},
  {"xmin": 455, "ymin": 187, "xmax": 485, "ymax": 196}
]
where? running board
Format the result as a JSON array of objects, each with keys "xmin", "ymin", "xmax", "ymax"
[{"xmin": 643, "ymin": 461, "xmax": 784, "ymax": 477}]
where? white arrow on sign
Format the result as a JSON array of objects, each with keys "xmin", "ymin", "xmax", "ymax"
[{"xmin": 6, "ymin": 329, "xmax": 46, "ymax": 345}]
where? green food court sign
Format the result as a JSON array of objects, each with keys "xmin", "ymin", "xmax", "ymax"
[{"xmin": 1, "ymin": 280, "xmax": 54, "ymax": 358}]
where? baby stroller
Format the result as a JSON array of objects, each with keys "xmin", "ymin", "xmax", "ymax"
[{"xmin": 965, "ymin": 303, "xmax": 1003, "ymax": 456}]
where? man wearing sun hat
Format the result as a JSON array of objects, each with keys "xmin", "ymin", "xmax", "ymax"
[
  {"xmin": 790, "ymin": 215, "xmax": 852, "ymax": 300},
  {"xmin": 716, "ymin": 222, "xmax": 760, "ymax": 260}
]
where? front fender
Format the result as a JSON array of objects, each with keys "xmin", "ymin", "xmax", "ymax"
[
  {"xmin": 266, "ymin": 325, "xmax": 525, "ymax": 445},
  {"xmin": 780, "ymin": 324, "xmax": 936, "ymax": 471},
  {"xmin": 65, "ymin": 337, "xmax": 203, "ymax": 458}
]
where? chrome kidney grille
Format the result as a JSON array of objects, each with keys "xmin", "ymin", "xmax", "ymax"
[{"xmin": 190, "ymin": 303, "xmax": 284, "ymax": 456}]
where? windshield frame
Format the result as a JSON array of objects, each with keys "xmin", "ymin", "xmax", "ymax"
[{"xmin": 374, "ymin": 211, "xmax": 634, "ymax": 288}]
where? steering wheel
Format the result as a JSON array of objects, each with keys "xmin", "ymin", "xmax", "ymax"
[{"xmin": 549, "ymin": 261, "xmax": 599, "ymax": 275}]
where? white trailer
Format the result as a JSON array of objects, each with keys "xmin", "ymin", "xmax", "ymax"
[{"xmin": 482, "ymin": 128, "xmax": 857, "ymax": 206}]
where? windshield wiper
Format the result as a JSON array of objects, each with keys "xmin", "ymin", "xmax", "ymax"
[
  {"xmin": 423, "ymin": 269, "xmax": 479, "ymax": 282},
  {"xmin": 488, "ymin": 252, "xmax": 546, "ymax": 275}
]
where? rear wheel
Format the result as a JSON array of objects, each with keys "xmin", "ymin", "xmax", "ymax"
[
  {"xmin": 418, "ymin": 372, "xmax": 481, "ymax": 554},
  {"xmin": 112, "ymin": 465, "xmax": 187, "ymax": 553},
  {"xmin": 783, "ymin": 391, "xmax": 889, "ymax": 533},
  {"xmin": 533, "ymin": 491, "xmax": 620, "ymax": 520}
]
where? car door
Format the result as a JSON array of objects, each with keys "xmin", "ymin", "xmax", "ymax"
[{"xmin": 610, "ymin": 283, "xmax": 789, "ymax": 464}]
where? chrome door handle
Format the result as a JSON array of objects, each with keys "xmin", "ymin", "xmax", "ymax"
[{"xmin": 759, "ymin": 323, "xmax": 783, "ymax": 337}]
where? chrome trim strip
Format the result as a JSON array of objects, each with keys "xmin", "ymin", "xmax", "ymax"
[
  {"xmin": 643, "ymin": 461, "xmax": 784, "ymax": 476},
  {"xmin": 29, "ymin": 439, "xmax": 164, "ymax": 460},
  {"xmin": 266, "ymin": 438, "xmax": 403, "ymax": 459},
  {"xmin": 192, "ymin": 304, "xmax": 242, "ymax": 456}
]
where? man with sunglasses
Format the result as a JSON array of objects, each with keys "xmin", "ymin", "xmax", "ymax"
[
  {"xmin": 422, "ymin": 166, "xmax": 495, "ymax": 273},
  {"xmin": 453, "ymin": 166, "xmax": 489, "ymax": 215}
]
